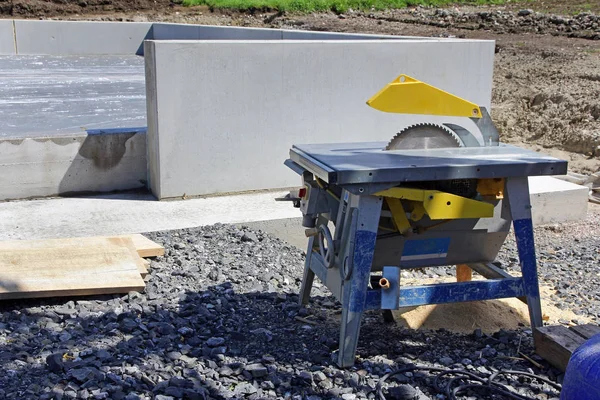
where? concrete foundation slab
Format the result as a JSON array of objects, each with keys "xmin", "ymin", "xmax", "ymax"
[
  {"xmin": 0, "ymin": 177, "xmax": 586, "ymax": 247},
  {"xmin": 144, "ymin": 38, "xmax": 495, "ymax": 199},
  {"xmin": 13, "ymin": 20, "xmax": 152, "ymax": 55},
  {"xmin": 0, "ymin": 55, "xmax": 146, "ymax": 138},
  {"xmin": 0, "ymin": 190, "xmax": 297, "ymax": 241},
  {"xmin": 0, "ymin": 20, "xmax": 14, "ymax": 54}
]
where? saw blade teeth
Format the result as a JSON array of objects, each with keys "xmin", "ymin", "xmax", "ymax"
[{"xmin": 384, "ymin": 122, "xmax": 463, "ymax": 150}]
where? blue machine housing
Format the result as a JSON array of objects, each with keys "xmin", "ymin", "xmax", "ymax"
[{"xmin": 561, "ymin": 333, "xmax": 600, "ymax": 400}]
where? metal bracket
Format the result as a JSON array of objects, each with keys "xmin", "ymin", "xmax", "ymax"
[
  {"xmin": 470, "ymin": 107, "xmax": 499, "ymax": 146},
  {"xmin": 381, "ymin": 266, "xmax": 400, "ymax": 310},
  {"xmin": 341, "ymin": 208, "xmax": 358, "ymax": 281}
]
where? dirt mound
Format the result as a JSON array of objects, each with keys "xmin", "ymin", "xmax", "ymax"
[
  {"xmin": 371, "ymin": 7, "xmax": 600, "ymax": 41},
  {"xmin": 492, "ymin": 47, "xmax": 600, "ymax": 173},
  {"xmin": 0, "ymin": 0, "xmax": 180, "ymax": 17}
]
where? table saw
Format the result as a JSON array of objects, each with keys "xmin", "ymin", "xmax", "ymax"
[{"xmin": 281, "ymin": 74, "xmax": 568, "ymax": 367}]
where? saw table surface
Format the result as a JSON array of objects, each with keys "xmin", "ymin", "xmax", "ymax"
[{"xmin": 290, "ymin": 142, "xmax": 568, "ymax": 185}]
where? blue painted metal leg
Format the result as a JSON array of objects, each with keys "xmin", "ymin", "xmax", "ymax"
[
  {"xmin": 506, "ymin": 177, "xmax": 543, "ymax": 329},
  {"xmin": 337, "ymin": 194, "xmax": 382, "ymax": 368},
  {"xmin": 299, "ymin": 235, "xmax": 316, "ymax": 305}
]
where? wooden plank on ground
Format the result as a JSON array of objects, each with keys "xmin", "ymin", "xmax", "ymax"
[
  {"xmin": 0, "ymin": 237, "xmax": 145, "ymax": 300},
  {"xmin": 119, "ymin": 237, "xmax": 148, "ymax": 278},
  {"xmin": 116, "ymin": 234, "xmax": 164, "ymax": 258},
  {"xmin": 534, "ymin": 325, "xmax": 587, "ymax": 371},
  {"xmin": 570, "ymin": 324, "xmax": 600, "ymax": 340}
]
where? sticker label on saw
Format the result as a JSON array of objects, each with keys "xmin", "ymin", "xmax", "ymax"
[{"xmin": 401, "ymin": 238, "xmax": 450, "ymax": 266}]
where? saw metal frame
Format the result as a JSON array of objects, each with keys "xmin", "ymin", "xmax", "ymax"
[{"xmin": 285, "ymin": 143, "xmax": 566, "ymax": 368}]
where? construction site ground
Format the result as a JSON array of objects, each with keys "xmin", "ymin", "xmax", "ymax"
[{"xmin": 0, "ymin": 1, "xmax": 599, "ymax": 399}]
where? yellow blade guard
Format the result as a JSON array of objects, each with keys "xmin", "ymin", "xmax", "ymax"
[{"xmin": 366, "ymin": 74, "xmax": 482, "ymax": 119}]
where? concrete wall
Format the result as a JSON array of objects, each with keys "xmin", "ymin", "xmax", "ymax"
[
  {"xmin": 0, "ymin": 20, "xmax": 445, "ymax": 55},
  {"xmin": 0, "ymin": 129, "xmax": 147, "ymax": 200},
  {"xmin": 0, "ymin": 20, "xmax": 14, "ymax": 54},
  {"xmin": 152, "ymin": 22, "xmax": 416, "ymax": 40},
  {"xmin": 12, "ymin": 20, "xmax": 153, "ymax": 55},
  {"xmin": 144, "ymin": 38, "xmax": 496, "ymax": 199}
]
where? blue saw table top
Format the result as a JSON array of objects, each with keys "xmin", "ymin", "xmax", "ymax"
[{"xmin": 289, "ymin": 142, "xmax": 568, "ymax": 185}]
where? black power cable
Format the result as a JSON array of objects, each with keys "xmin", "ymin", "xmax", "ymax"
[{"xmin": 376, "ymin": 363, "xmax": 561, "ymax": 400}]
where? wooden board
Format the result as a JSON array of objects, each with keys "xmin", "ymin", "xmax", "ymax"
[
  {"xmin": 0, "ymin": 237, "xmax": 146, "ymax": 300},
  {"xmin": 115, "ymin": 234, "xmax": 164, "ymax": 258},
  {"xmin": 570, "ymin": 324, "xmax": 600, "ymax": 340},
  {"xmin": 119, "ymin": 237, "xmax": 148, "ymax": 278},
  {"xmin": 534, "ymin": 324, "xmax": 600, "ymax": 371}
]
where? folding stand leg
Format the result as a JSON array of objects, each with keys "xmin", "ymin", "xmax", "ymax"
[
  {"xmin": 506, "ymin": 177, "xmax": 543, "ymax": 329},
  {"xmin": 337, "ymin": 195, "xmax": 382, "ymax": 367},
  {"xmin": 299, "ymin": 235, "xmax": 316, "ymax": 305}
]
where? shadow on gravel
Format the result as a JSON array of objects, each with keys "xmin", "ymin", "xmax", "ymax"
[{"xmin": 0, "ymin": 282, "xmax": 558, "ymax": 400}]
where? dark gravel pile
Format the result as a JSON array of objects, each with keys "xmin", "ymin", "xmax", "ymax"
[
  {"xmin": 2, "ymin": 216, "xmax": 597, "ymax": 399},
  {"xmin": 498, "ymin": 218, "xmax": 600, "ymax": 325},
  {"xmin": 364, "ymin": 8, "xmax": 600, "ymax": 40}
]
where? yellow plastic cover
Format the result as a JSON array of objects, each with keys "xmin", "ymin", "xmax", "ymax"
[{"xmin": 366, "ymin": 74, "xmax": 482, "ymax": 118}]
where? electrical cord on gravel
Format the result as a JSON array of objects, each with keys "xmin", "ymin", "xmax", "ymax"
[{"xmin": 375, "ymin": 363, "xmax": 561, "ymax": 400}]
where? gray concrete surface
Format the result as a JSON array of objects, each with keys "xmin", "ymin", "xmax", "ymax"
[
  {"xmin": 152, "ymin": 23, "xmax": 416, "ymax": 40},
  {"xmin": 0, "ymin": 55, "xmax": 146, "ymax": 138},
  {"xmin": 0, "ymin": 129, "xmax": 147, "ymax": 201},
  {"xmin": 529, "ymin": 176, "xmax": 589, "ymax": 225},
  {"xmin": 144, "ymin": 38, "xmax": 495, "ymax": 199},
  {"xmin": 0, "ymin": 20, "xmax": 14, "ymax": 54},
  {"xmin": 152, "ymin": 23, "xmax": 283, "ymax": 41},
  {"xmin": 13, "ymin": 20, "xmax": 152, "ymax": 55},
  {"xmin": 0, "ymin": 177, "xmax": 589, "ymax": 248},
  {"xmin": 0, "ymin": 20, "xmax": 435, "ymax": 56}
]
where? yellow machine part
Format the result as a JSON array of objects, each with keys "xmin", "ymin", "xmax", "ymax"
[
  {"xmin": 477, "ymin": 178, "xmax": 505, "ymax": 199},
  {"xmin": 366, "ymin": 74, "xmax": 482, "ymax": 119},
  {"xmin": 409, "ymin": 203, "xmax": 427, "ymax": 222},
  {"xmin": 385, "ymin": 198, "xmax": 411, "ymax": 234},
  {"xmin": 376, "ymin": 187, "xmax": 494, "ymax": 220}
]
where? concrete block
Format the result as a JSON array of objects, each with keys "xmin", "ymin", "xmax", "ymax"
[
  {"xmin": 0, "ymin": 129, "xmax": 147, "ymax": 200},
  {"xmin": 14, "ymin": 20, "xmax": 152, "ymax": 55},
  {"xmin": 0, "ymin": 19, "xmax": 15, "ymax": 54},
  {"xmin": 144, "ymin": 38, "xmax": 495, "ymax": 199},
  {"xmin": 528, "ymin": 176, "xmax": 589, "ymax": 225}
]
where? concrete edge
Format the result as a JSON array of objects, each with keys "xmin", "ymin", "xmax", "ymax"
[{"xmin": 0, "ymin": 19, "xmax": 494, "ymax": 55}]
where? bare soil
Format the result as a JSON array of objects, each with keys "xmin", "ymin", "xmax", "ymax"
[{"xmin": 1, "ymin": 0, "xmax": 599, "ymax": 174}]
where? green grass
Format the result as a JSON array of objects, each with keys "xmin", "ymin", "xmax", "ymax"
[{"xmin": 182, "ymin": 0, "xmax": 509, "ymax": 14}]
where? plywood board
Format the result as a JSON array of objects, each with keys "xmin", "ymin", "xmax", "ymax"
[
  {"xmin": 119, "ymin": 237, "xmax": 148, "ymax": 278},
  {"xmin": 0, "ymin": 237, "xmax": 145, "ymax": 300},
  {"xmin": 116, "ymin": 234, "xmax": 164, "ymax": 258}
]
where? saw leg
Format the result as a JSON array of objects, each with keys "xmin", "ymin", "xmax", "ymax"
[
  {"xmin": 299, "ymin": 235, "xmax": 316, "ymax": 305},
  {"xmin": 506, "ymin": 177, "xmax": 543, "ymax": 329},
  {"xmin": 337, "ymin": 194, "xmax": 382, "ymax": 368}
]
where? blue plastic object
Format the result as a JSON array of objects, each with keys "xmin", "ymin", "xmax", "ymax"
[{"xmin": 561, "ymin": 332, "xmax": 600, "ymax": 400}]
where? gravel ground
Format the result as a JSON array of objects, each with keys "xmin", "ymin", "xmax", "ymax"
[{"xmin": 2, "ymin": 206, "xmax": 599, "ymax": 399}]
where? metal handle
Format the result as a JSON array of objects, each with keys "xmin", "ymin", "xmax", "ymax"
[{"xmin": 318, "ymin": 224, "xmax": 335, "ymax": 269}]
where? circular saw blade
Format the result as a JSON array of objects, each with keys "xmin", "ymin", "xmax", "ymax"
[{"xmin": 385, "ymin": 123, "xmax": 463, "ymax": 150}]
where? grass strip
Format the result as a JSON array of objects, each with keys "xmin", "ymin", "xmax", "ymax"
[{"xmin": 182, "ymin": 0, "xmax": 511, "ymax": 14}]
